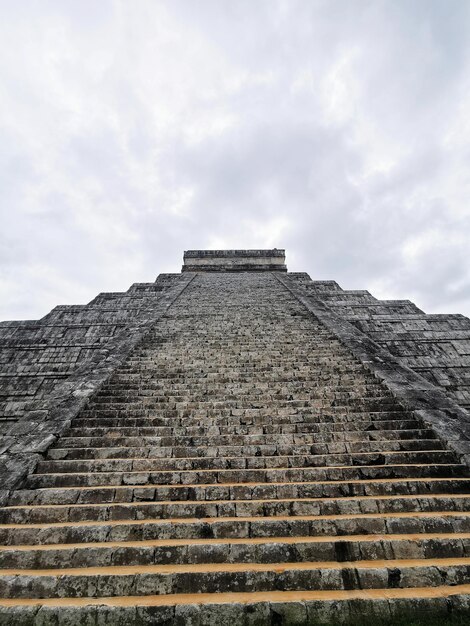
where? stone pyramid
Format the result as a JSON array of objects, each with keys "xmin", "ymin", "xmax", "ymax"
[{"xmin": 1, "ymin": 249, "xmax": 470, "ymax": 624}]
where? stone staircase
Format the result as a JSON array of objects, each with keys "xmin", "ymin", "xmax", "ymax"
[{"xmin": 1, "ymin": 272, "xmax": 470, "ymax": 624}]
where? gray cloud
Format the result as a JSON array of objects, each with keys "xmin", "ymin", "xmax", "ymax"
[{"xmin": 1, "ymin": 0, "xmax": 470, "ymax": 319}]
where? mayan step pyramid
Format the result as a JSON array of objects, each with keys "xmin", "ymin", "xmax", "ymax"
[{"xmin": 1, "ymin": 249, "xmax": 470, "ymax": 624}]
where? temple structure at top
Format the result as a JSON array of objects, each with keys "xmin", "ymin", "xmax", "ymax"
[{"xmin": 182, "ymin": 248, "xmax": 288, "ymax": 272}]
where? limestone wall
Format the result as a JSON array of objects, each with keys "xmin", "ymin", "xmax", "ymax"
[{"xmin": 289, "ymin": 273, "xmax": 470, "ymax": 412}]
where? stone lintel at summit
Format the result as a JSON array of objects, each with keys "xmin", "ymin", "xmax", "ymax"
[{"xmin": 182, "ymin": 249, "xmax": 287, "ymax": 272}]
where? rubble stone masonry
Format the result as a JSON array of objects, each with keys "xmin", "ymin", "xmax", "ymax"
[{"xmin": 0, "ymin": 250, "xmax": 470, "ymax": 624}]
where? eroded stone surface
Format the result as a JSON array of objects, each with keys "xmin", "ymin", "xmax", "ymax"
[{"xmin": 1, "ymin": 251, "xmax": 470, "ymax": 623}]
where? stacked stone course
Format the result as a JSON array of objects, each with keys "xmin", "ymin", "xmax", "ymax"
[
  {"xmin": 289, "ymin": 274, "xmax": 470, "ymax": 411},
  {"xmin": 0, "ymin": 250, "xmax": 470, "ymax": 623},
  {"xmin": 0, "ymin": 275, "xmax": 181, "ymax": 436}
]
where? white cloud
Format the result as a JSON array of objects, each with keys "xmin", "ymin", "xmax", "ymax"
[{"xmin": 0, "ymin": 0, "xmax": 470, "ymax": 318}]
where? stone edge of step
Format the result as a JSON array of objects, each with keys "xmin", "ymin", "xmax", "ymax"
[
  {"xmin": 0, "ymin": 588, "xmax": 469, "ymax": 626},
  {"xmin": 275, "ymin": 273, "xmax": 470, "ymax": 471}
]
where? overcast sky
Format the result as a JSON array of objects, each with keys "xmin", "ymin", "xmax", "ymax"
[{"xmin": 1, "ymin": 0, "xmax": 470, "ymax": 320}]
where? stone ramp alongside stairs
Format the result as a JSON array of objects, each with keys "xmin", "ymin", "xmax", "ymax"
[{"xmin": 1, "ymin": 269, "xmax": 470, "ymax": 623}]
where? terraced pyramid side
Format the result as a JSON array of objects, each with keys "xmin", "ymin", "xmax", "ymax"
[{"xmin": 0, "ymin": 250, "xmax": 470, "ymax": 624}]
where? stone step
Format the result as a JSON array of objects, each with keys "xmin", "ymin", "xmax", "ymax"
[
  {"xmin": 46, "ymin": 431, "xmax": 436, "ymax": 450},
  {"xmin": 80, "ymin": 398, "xmax": 402, "ymax": 413},
  {"xmin": 121, "ymin": 350, "xmax": 355, "ymax": 358},
  {"xmin": 37, "ymin": 440, "xmax": 444, "ymax": 472},
  {"xmin": 91, "ymin": 389, "xmax": 393, "ymax": 403},
  {"xmin": 108, "ymin": 371, "xmax": 381, "ymax": 384},
  {"xmin": 108, "ymin": 369, "xmax": 377, "ymax": 382},
  {"xmin": 104, "ymin": 359, "xmax": 378, "ymax": 369},
  {"xmin": 2, "ymin": 558, "xmax": 470, "ymax": 598},
  {"xmin": 121, "ymin": 346, "xmax": 335, "ymax": 351},
  {"xmin": 76, "ymin": 403, "xmax": 401, "ymax": 418},
  {"xmin": 43, "ymin": 444, "xmax": 449, "ymax": 469},
  {"xmin": 114, "ymin": 354, "xmax": 366, "ymax": 365},
  {"xmin": 2, "ymin": 511, "xmax": 469, "ymax": 547},
  {"xmin": 46, "ymin": 429, "xmax": 436, "ymax": 459},
  {"xmin": 71, "ymin": 413, "xmax": 417, "ymax": 428},
  {"xmin": 23, "ymin": 460, "xmax": 468, "ymax": 489},
  {"xmin": 103, "ymin": 376, "xmax": 381, "ymax": 390},
  {"xmin": 97, "ymin": 381, "xmax": 385, "ymax": 393},
  {"xmin": 94, "ymin": 378, "xmax": 390, "ymax": 390},
  {"xmin": 28, "ymin": 453, "xmax": 461, "ymax": 485},
  {"xmin": 1, "ymin": 533, "xmax": 469, "ymax": 570},
  {"xmin": 1, "ymin": 586, "xmax": 469, "ymax": 624},
  {"xmin": 61, "ymin": 426, "xmax": 443, "ymax": 449},
  {"xmin": 3, "ymin": 492, "xmax": 470, "ymax": 524},
  {"xmin": 68, "ymin": 416, "xmax": 422, "ymax": 431},
  {"xmin": 130, "ymin": 342, "xmax": 351, "ymax": 348},
  {"xmin": 132, "ymin": 336, "xmax": 341, "ymax": 343},
  {"xmin": 77, "ymin": 404, "xmax": 409, "ymax": 417},
  {"xmin": 90, "ymin": 395, "xmax": 394, "ymax": 407},
  {"xmin": 14, "ymin": 476, "xmax": 470, "ymax": 505},
  {"xmin": 109, "ymin": 365, "xmax": 377, "ymax": 375}
]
